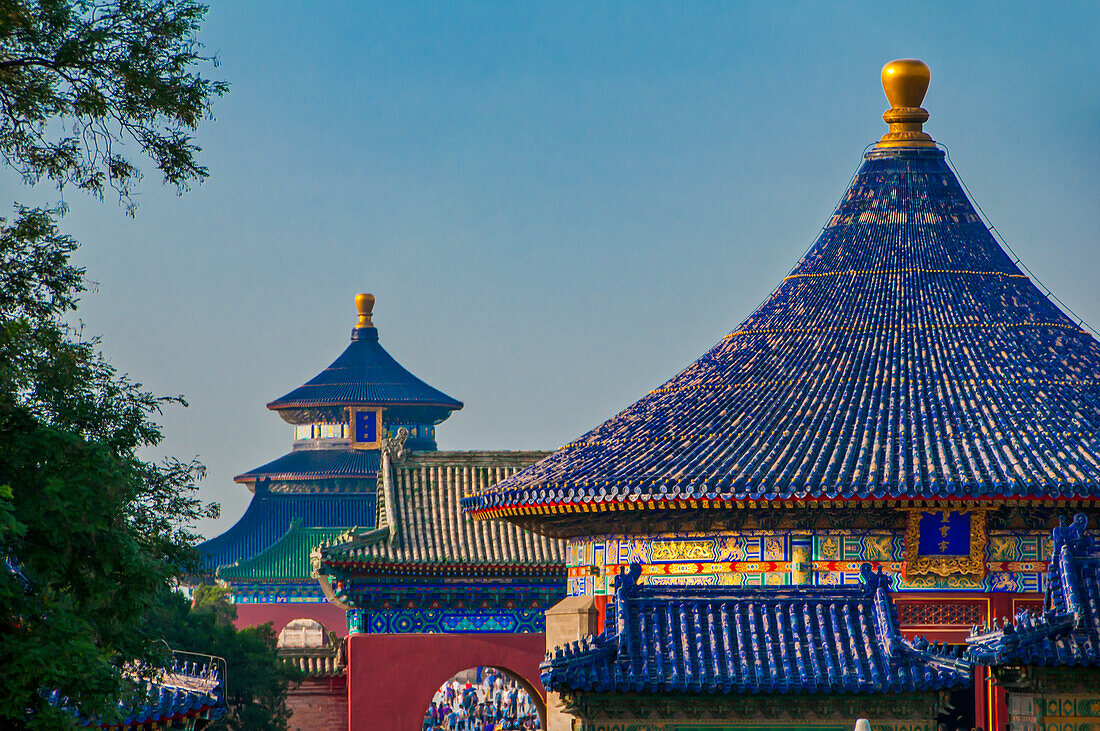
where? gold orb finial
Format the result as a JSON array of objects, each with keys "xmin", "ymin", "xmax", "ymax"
[
  {"xmin": 355, "ymin": 292, "xmax": 375, "ymax": 328},
  {"xmin": 876, "ymin": 58, "xmax": 935, "ymax": 148}
]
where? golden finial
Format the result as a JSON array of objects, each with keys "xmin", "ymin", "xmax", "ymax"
[
  {"xmin": 355, "ymin": 293, "xmax": 375, "ymax": 328},
  {"xmin": 876, "ymin": 59, "xmax": 935, "ymax": 148}
]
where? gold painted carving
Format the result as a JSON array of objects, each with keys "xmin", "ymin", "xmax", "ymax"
[
  {"xmin": 650, "ymin": 540, "xmax": 714, "ymax": 562},
  {"xmin": 903, "ymin": 509, "xmax": 987, "ymax": 579}
]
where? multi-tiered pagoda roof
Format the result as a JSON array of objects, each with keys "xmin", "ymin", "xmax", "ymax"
[
  {"xmin": 465, "ymin": 60, "xmax": 1100, "ymax": 534},
  {"xmin": 267, "ymin": 292, "xmax": 462, "ymax": 427},
  {"xmin": 199, "ymin": 294, "xmax": 461, "ymax": 579}
]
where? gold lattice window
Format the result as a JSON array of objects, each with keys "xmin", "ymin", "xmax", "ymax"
[{"xmin": 896, "ymin": 601, "xmax": 985, "ymax": 627}]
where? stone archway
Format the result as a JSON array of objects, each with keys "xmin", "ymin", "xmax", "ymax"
[
  {"xmin": 418, "ymin": 664, "xmax": 544, "ymax": 729},
  {"xmin": 345, "ymin": 633, "xmax": 547, "ymax": 730}
]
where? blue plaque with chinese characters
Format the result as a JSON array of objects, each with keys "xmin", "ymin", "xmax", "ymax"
[
  {"xmin": 904, "ymin": 509, "xmax": 987, "ymax": 578},
  {"xmin": 351, "ymin": 408, "xmax": 382, "ymax": 448},
  {"xmin": 916, "ymin": 510, "xmax": 971, "ymax": 556}
]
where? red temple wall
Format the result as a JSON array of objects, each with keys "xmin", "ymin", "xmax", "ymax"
[
  {"xmin": 233, "ymin": 602, "xmax": 350, "ymax": 637},
  {"xmin": 345, "ymin": 633, "xmax": 547, "ymax": 731},
  {"xmin": 288, "ymin": 675, "xmax": 348, "ymax": 731}
]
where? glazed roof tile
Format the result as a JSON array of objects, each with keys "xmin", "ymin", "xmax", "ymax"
[
  {"xmin": 319, "ymin": 451, "xmax": 564, "ymax": 571},
  {"xmin": 267, "ymin": 325, "xmax": 462, "ymax": 421},
  {"xmin": 197, "ymin": 486, "xmax": 376, "ymax": 572},
  {"xmin": 543, "ymin": 563, "xmax": 970, "ymax": 695},
  {"xmin": 216, "ymin": 522, "xmax": 350, "ymax": 582},
  {"xmin": 62, "ymin": 655, "xmax": 226, "ymax": 729},
  {"xmin": 233, "ymin": 447, "xmax": 381, "ymax": 483},
  {"xmin": 967, "ymin": 513, "xmax": 1100, "ymax": 667},
  {"xmin": 467, "ymin": 147, "xmax": 1100, "ymax": 519}
]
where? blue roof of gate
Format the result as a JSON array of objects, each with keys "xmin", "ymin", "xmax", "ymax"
[
  {"xmin": 197, "ymin": 484, "xmax": 376, "ymax": 571},
  {"xmin": 542, "ymin": 563, "xmax": 970, "ymax": 695},
  {"xmin": 267, "ymin": 323, "xmax": 462, "ymax": 420},
  {"xmin": 467, "ymin": 145, "xmax": 1100, "ymax": 518},
  {"xmin": 234, "ymin": 447, "xmax": 381, "ymax": 483},
  {"xmin": 56, "ymin": 654, "xmax": 226, "ymax": 729},
  {"xmin": 967, "ymin": 513, "xmax": 1100, "ymax": 668}
]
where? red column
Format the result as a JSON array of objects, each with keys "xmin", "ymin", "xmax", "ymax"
[{"xmin": 984, "ymin": 594, "xmax": 1015, "ymax": 731}]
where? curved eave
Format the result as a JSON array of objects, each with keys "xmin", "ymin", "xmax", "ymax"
[
  {"xmin": 320, "ymin": 561, "xmax": 565, "ymax": 578},
  {"xmin": 466, "ymin": 494, "xmax": 1100, "ymax": 520},
  {"xmin": 265, "ymin": 326, "xmax": 463, "ymax": 420},
  {"xmin": 266, "ymin": 399, "xmax": 462, "ymax": 411},
  {"xmin": 463, "ymin": 147, "xmax": 1100, "ymax": 517},
  {"xmin": 233, "ymin": 448, "xmax": 381, "ymax": 484}
]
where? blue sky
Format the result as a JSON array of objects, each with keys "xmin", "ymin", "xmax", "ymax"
[{"xmin": 3, "ymin": 2, "xmax": 1098, "ymax": 536}]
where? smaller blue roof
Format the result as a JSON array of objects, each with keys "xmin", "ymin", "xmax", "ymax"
[
  {"xmin": 197, "ymin": 484, "xmax": 376, "ymax": 572},
  {"xmin": 53, "ymin": 654, "xmax": 226, "ymax": 729},
  {"xmin": 542, "ymin": 564, "xmax": 970, "ymax": 696},
  {"xmin": 266, "ymin": 303, "xmax": 462, "ymax": 425},
  {"xmin": 967, "ymin": 513, "xmax": 1100, "ymax": 668},
  {"xmin": 234, "ymin": 447, "xmax": 381, "ymax": 484}
]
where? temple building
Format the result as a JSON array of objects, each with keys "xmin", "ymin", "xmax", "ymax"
[
  {"xmin": 464, "ymin": 59, "xmax": 1100, "ymax": 731},
  {"xmin": 196, "ymin": 295, "xmax": 567, "ymax": 730},
  {"xmin": 197, "ymin": 293, "xmax": 463, "ymax": 633}
]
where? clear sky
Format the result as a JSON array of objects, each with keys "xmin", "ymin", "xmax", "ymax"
[{"xmin": 4, "ymin": 2, "xmax": 1098, "ymax": 537}]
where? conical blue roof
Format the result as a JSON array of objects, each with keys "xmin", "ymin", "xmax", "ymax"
[
  {"xmin": 466, "ymin": 102, "xmax": 1100, "ymax": 523},
  {"xmin": 267, "ymin": 304, "xmax": 462, "ymax": 425}
]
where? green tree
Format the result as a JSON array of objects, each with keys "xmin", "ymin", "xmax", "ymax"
[
  {"xmin": 0, "ymin": 206, "xmax": 216, "ymax": 725},
  {"xmin": 0, "ymin": 0, "xmax": 227, "ymax": 209},
  {"xmin": 0, "ymin": 1, "xmax": 227, "ymax": 727},
  {"xmin": 147, "ymin": 588, "xmax": 302, "ymax": 731}
]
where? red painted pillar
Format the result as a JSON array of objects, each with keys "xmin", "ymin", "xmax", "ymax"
[
  {"xmin": 593, "ymin": 595, "xmax": 611, "ymax": 634},
  {"xmin": 985, "ymin": 594, "xmax": 1015, "ymax": 731}
]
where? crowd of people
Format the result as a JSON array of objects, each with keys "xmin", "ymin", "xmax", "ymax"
[{"xmin": 423, "ymin": 668, "xmax": 540, "ymax": 730}]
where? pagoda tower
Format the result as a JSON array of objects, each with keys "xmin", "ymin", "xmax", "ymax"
[
  {"xmin": 465, "ymin": 60, "xmax": 1100, "ymax": 731},
  {"xmin": 198, "ymin": 293, "xmax": 463, "ymax": 632},
  {"xmin": 200, "ymin": 295, "xmax": 566, "ymax": 731}
]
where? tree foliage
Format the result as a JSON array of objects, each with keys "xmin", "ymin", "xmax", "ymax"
[
  {"xmin": 0, "ymin": 205, "xmax": 217, "ymax": 726},
  {"xmin": 0, "ymin": 1, "xmax": 228, "ymax": 727},
  {"xmin": 0, "ymin": 1, "xmax": 227, "ymax": 209}
]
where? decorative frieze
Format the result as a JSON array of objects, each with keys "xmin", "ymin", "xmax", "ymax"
[{"xmin": 566, "ymin": 528, "xmax": 1050, "ymax": 597}]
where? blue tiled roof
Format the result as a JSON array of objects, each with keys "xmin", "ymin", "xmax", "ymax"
[
  {"xmin": 56, "ymin": 654, "xmax": 226, "ymax": 729},
  {"xmin": 234, "ymin": 447, "xmax": 381, "ymax": 483},
  {"xmin": 197, "ymin": 484, "xmax": 376, "ymax": 571},
  {"xmin": 467, "ymin": 146, "xmax": 1100, "ymax": 519},
  {"xmin": 542, "ymin": 563, "xmax": 970, "ymax": 695},
  {"xmin": 267, "ymin": 325, "xmax": 462, "ymax": 422},
  {"xmin": 967, "ymin": 513, "xmax": 1100, "ymax": 667}
]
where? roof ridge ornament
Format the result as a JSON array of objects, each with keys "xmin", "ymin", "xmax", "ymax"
[
  {"xmin": 876, "ymin": 59, "xmax": 935, "ymax": 149},
  {"xmin": 354, "ymin": 292, "xmax": 375, "ymax": 329}
]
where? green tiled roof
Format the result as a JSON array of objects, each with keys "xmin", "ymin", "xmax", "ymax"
[
  {"xmin": 217, "ymin": 522, "xmax": 353, "ymax": 582},
  {"xmin": 320, "ymin": 451, "xmax": 564, "ymax": 570}
]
